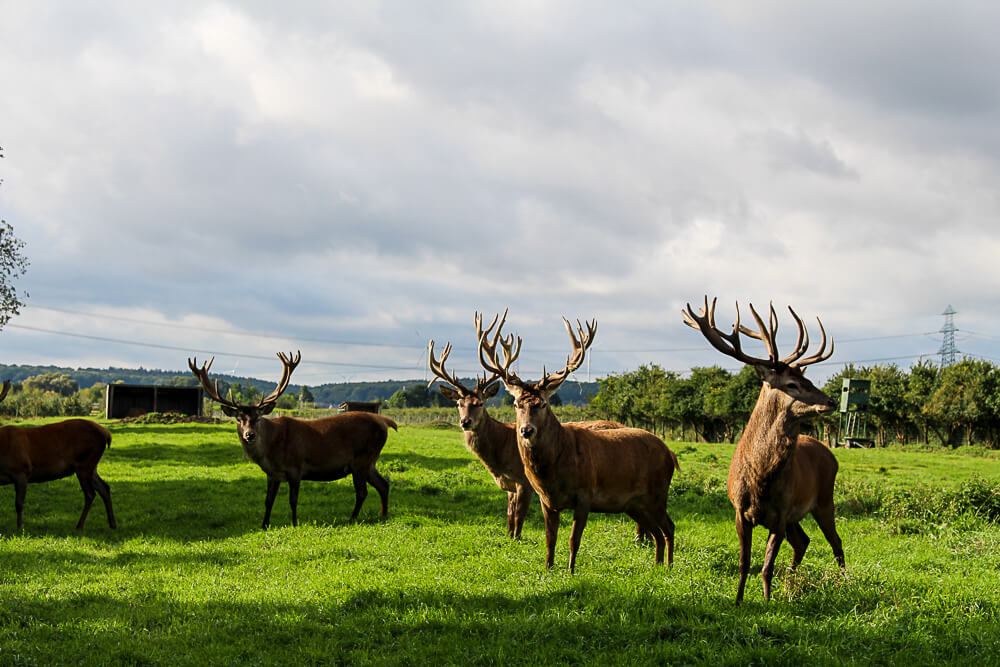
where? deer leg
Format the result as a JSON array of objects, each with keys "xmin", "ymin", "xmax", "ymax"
[
  {"xmin": 93, "ymin": 474, "xmax": 117, "ymax": 529},
  {"xmin": 658, "ymin": 508, "xmax": 676, "ymax": 566},
  {"xmin": 13, "ymin": 474, "xmax": 28, "ymax": 531},
  {"xmin": 812, "ymin": 503, "xmax": 845, "ymax": 568},
  {"xmin": 505, "ymin": 491, "xmax": 516, "ymax": 537},
  {"xmin": 350, "ymin": 469, "xmax": 368, "ymax": 521},
  {"xmin": 511, "ymin": 484, "xmax": 534, "ymax": 540},
  {"xmin": 262, "ymin": 477, "xmax": 280, "ymax": 529},
  {"xmin": 541, "ymin": 502, "xmax": 560, "ymax": 570},
  {"xmin": 75, "ymin": 470, "xmax": 97, "ymax": 530},
  {"xmin": 568, "ymin": 503, "xmax": 590, "ymax": 574},
  {"xmin": 366, "ymin": 465, "xmax": 389, "ymax": 517},
  {"xmin": 735, "ymin": 515, "xmax": 753, "ymax": 604},
  {"xmin": 288, "ymin": 478, "xmax": 301, "ymax": 527},
  {"xmin": 786, "ymin": 522, "xmax": 810, "ymax": 569},
  {"xmin": 627, "ymin": 509, "xmax": 662, "ymax": 562},
  {"xmin": 761, "ymin": 526, "xmax": 786, "ymax": 602}
]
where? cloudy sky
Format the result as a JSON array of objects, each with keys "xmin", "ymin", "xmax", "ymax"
[{"xmin": 2, "ymin": 1, "xmax": 999, "ymax": 388}]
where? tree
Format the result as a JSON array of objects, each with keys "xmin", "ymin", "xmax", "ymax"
[
  {"xmin": 23, "ymin": 372, "xmax": 78, "ymax": 397},
  {"xmin": 299, "ymin": 385, "xmax": 315, "ymax": 407},
  {"xmin": 924, "ymin": 359, "xmax": 993, "ymax": 447},
  {"xmin": 904, "ymin": 361, "xmax": 939, "ymax": 445},
  {"xmin": 386, "ymin": 383, "xmax": 445, "ymax": 408},
  {"xmin": 0, "ymin": 145, "xmax": 30, "ymax": 328}
]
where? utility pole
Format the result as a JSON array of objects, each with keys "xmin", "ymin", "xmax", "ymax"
[{"xmin": 938, "ymin": 305, "xmax": 958, "ymax": 367}]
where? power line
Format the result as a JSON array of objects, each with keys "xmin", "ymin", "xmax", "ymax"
[
  {"xmin": 26, "ymin": 305, "xmax": 427, "ymax": 350},
  {"xmin": 6, "ymin": 323, "xmax": 421, "ymax": 372}
]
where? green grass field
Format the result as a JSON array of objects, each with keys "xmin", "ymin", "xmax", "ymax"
[{"xmin": 1, "ymin": 419, "xmax": 998, "ymax": 665}]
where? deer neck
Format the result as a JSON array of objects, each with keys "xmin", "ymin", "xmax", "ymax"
[
  {"xmin": 732, "ymin": 384, "xmax": 801, "ymax": 507},
  {"xmin": 464, "ymin": 411, "xmax": 509, "ymax": 461}
]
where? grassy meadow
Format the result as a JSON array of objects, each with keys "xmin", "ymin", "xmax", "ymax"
[{"xmin": 0, "ymin": 417, "xmax": 998, "ymax": 665}]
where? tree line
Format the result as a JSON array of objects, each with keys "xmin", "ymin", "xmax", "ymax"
[{"xmin": 587, "ymin": 358, "xmax": 1000, "ymax": 448}]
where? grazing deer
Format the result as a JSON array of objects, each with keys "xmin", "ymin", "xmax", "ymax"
[
  {"xmin": 188, "ymin": 352, "xmax": 395, "ymax": 528},
  {"xmin": 0, "ymin": 380, "xmax": 117, "ymax": 531},
  {"xmin": 682, "ymin": 297, "xmax": 845, "ymax": 603},
  {"xmin": 478, "ymin": 313, "xmax": 680, "ymax": 572}
]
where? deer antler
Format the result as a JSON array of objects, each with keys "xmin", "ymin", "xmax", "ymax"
[
  {"xmin": 428, "ymin": 340, "xmax": 468, "ymax": 392},
  {"xmin": 536, "ymin": 317, "xmax": 597, "ymax": 392},
  {"xmin": 0, "ymin": 379, "xmax": 10, "ymax": 403},
  {"xmin": 189, "ymin": 351, "xmax": 301, "ymax": 410},
  {"xmin": 256, "ymin": 351, "xmax": 301, "ymax": 409},
  {"xmin": 683, "ymin": 296, "xmax": 834, "ymax": 369},
  {"xmin": 477, "ymin": 309, "xmax": 527, "ymax": 390},
  {"xmin": 188, "ymin": 356, "xmax": 242, "ymax": 410}
]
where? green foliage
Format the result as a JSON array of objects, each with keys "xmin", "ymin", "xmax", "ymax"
[
  {"xmin": 590, "ymin": 364, "xmax": 762, "ymax": 442},
  {"xmin": 387, "ymin": 383, "xmax": 448, "ymax": 408},
  {"xmin": 275, "ymin": 393, "xmax": 298, "ymax": 410},
  {"xmin": 0, "ymin": 219, "xmax": 29, "ymax": 329},
  {"xmin": 22, "ymin": 371, "xmax": 79, "ymax": 396}
]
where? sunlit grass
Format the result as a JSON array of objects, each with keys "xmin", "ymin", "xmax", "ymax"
[{"xmin": 0, "ymin": 421, "xmax": 997, "ymax": 665}]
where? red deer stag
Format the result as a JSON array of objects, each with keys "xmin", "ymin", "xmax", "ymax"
[
  {"xmin": 429, "ymin": 324, "xmax": 535, "ymax": 538},
  {"xmin": 188, "ymin": 352, "xmax": 395, "ymax": 528},
  {"xmin": 0, "ymin": 380, "xmax": 117, "ymax": 531},
  {"xmin": 478, "ymin": 313, "xmax": 679, "ymax": 572},
  {"xmin": 682, "ymin": 296, "xmax": 844, "ymax": 603}
]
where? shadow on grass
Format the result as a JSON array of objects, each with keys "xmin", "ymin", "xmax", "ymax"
[
  {"xmin": 0, "ymin": 582, "xmax": 995, "ymax": 665},
  {"xmin": 0, "ymin": 471, "xmax": 547, "ymax": 542}
]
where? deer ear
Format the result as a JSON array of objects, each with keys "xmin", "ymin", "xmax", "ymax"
[
  {"xmin": 539, "ymin": 387, "xmax": 559, "ymax": 401},
  {"xmin": 438, "ymin": 385, "xmax": 462, "ymax": 401},
  {"xmin": 482, "ymin": 380, "xmax": 500, "ymax": 399},
  {"xmin": 754, "ymin": 364, "xmax": 777, "ymax": 384},
  {"xmin": 220, "ymin": 404, "xmax": 238, "ymax": 417},
  {"xmin": 258, "ymin": 403, "xmax": 276, "ymax": 416}
]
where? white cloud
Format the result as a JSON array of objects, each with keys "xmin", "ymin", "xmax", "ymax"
[{"xmin": 2, "ymin": 1, "xmax": 999, "ymax": 382}]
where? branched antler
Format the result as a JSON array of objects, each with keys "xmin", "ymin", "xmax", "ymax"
[
  {"xmin": 189, "ymin": 351, "xmax": 301, "ymax": 410},
  {"xmin": 682, "ymin": 296, "xmax": 833, "ymax": 369}
]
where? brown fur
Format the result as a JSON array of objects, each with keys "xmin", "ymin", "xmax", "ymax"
[
  {"xmin": 437, "ymin": 381, "xmax": 624, "ymax": 538},
  {"xmin": 0, "ymin": 419, "xmax": 116, "ymax": 531},
  {"xmin": 227, "ymin": 410, "xmax": 396, "ymax": 528},
  {"xmin": 510, "ymin": 389, "xmax": 679, "ymax": 572}
]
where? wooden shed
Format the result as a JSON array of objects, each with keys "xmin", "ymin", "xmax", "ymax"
[{"xmin": 105, "ymin": 384, "xmax": 203, "ymax": 419}]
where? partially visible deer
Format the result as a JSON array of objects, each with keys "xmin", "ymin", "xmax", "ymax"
[
  {"xmin": 479, "ymin": 313, "xmax": 680, "ymax": 572},
  {"xmin": 682, "ymin": 296, "xmax": 844, "ymax": 603},
  {"xmin": 429, "ymin": 320, "xmax": 535, "ymax": 538},
  {"xmin": 0, "ymin": 380, "xmax": 117, "ymax": 531},
  {"xmin": 188, "ymin": 352, "xmax": 395, "ymax": 528}
]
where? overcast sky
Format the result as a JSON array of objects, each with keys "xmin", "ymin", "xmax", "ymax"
[{"xmin": 2, "ymin": 1, "xmax": 999, "ymax": 388}]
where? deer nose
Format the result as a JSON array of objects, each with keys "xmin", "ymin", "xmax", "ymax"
[
  {"xmin": 520, "ymin": 424, "xmax": 536, "ymax": 440},
  {"xmin": 460, "ymin": 417, "xmax": 473, "ymax": 429},
  {"xmin": 244, "ymin": 430, "xmax": 256, "ymax": 442}
]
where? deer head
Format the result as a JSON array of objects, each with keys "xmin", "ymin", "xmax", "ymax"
[
  {"xmin": 479, "ymin": 312, "xmax": 596, "ymax": 443},
  {"xmin": 188, "ymin": 351, "xmax": 301, "ymax": 444},
  {"xmin": 428, "ymin": 312, "xmax": 504, "ymax": 431},
  {"xmin": 682, "ymin": 297, "xmax": 836, "ymax": 421}
]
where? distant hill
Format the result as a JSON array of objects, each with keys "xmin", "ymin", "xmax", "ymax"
[{"xmin": 0, "ymin": 364, "xmax": 600, "ymax": 407}]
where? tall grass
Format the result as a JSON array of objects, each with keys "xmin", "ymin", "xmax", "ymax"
[{"xmin": 0, "ymin": 420, "xmax": 997, "ymax": 665}]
